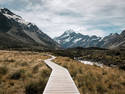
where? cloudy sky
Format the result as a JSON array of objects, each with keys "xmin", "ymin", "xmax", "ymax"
[{"xmin": 0, "ymin": 0, "xmax": 125, "ymax": 38}]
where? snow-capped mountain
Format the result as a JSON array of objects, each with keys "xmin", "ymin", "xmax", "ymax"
[
  {"xmin": 54, "ymin": 29, "xmax": 102, "ymax": 48},
  {"xmin": 0, "ymin": 8, "xmax": 60, "ymax": 50},
  {"xmin": 54, "ymin": 29, "xmax": 125, "ymax": 49}
]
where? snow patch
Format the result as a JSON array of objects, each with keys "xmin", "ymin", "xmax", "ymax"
[
  {"xmin": 82, "ymin": 39, "xmax": 86, "ymax": 42},
  {"xmin": 99, "ymin": 37, "xmax": 103, "ymax": 42},
  {"xmin": 3, "ymin": 12, "xmax": 29, "ymax": 25},
  {"xmin": 91, "ymin": 38, "xmax": 98, "ymax": 41},
  {"xmin": 73, "ymin": 38, "xmax": 82, "ymax": 43},
  {"xmin": 65, "ymin": 29, "xmax": 74, "ymax": 34},
  {"xmin": 64, "ymin": 36, "xmax": 73, "ymax": 43},
  {"xmin": 56, "ymin": 40, "xmax": 61, "ymax": 44},
  {"xmin": 61, "ymin": 34, "xmax": 69, "ymax": 39}
]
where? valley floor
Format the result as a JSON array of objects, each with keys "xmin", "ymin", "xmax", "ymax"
[
  {"xmin": 0, "ymin": 50, "xmax": 125, "ymax": 94},
  {"xmin": 53, "ymin": 56, "xmax": 125, "ymax": 94},
  {"xmin": 0, "ymin": 50, "xmax": 51, "ymax": 94}
]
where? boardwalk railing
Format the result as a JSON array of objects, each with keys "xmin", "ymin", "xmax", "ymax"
[{"xmin": 43, "ymin": 56, "xmax": 80, "ymax": 94}]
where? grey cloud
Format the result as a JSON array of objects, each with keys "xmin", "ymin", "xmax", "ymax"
[{"xmin": 0, "ymin": 0, "xmax": 125, "ymax": 37}]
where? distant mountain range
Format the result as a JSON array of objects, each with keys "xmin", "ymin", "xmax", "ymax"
[
  {"xmin": 54, "ymin": 29, "xmax": 125, "ymax": 49},
  {"xmin": 0, "ymin": 8, "xmax": 125, "ymax": 50},
  {"xmin": 0, "ymin": 8, "xmax": 60, "ymax": 50}
]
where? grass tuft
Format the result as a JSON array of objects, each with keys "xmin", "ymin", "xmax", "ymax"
[
  {"xmin": 0, "ymin": 66, "xmax": 8, "ymax": 75},
  {"xmin": 0, "ymin": 50, "xmax": 51, "ymax": 94},
  {"xmin": 53, "ymin": 56, "xmax": 125, "ymax": 94}
]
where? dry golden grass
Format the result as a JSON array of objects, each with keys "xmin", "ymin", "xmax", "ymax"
[
  {"xmin": 53, "ymin": 56, "xmax": 125, "ymax": 94},
  {"xmin": 0, "ymin": 50, "xmax": 51, "ymax": 94}
]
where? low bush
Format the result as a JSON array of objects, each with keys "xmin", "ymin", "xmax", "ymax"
[
  {"xmin": 0, "ymin": 66, "xmax": 8, "ymax": 75},
  {"xmin": 40, "ymin": 68, "xmax": 51, "ymax": 78},
  {"xmin": 32, "ymin": 65, "xmax": 39, "ymax": 73},
  {"xmin": 25, "ymin": 78, "xmax": 47, "ymax": 94},
  {"xmin": 9, "ymin": 69, "xmax": 25, "ymax": 80},
  {"xmin": 4, "ymin": 58, "xmax": 15, "ymax": 62}
]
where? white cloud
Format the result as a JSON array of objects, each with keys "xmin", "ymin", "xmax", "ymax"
[{"xmin": 0, "ymin": 0, "xmax": 125, "ymax": 38}]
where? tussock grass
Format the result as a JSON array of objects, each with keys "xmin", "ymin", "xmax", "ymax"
[
  {"xmin": 25, "ymin": 78, "xmax": 46, "ymax": 94},
  {"xmin": 0, "ymin": 66, "xmax": 8, "ymax": 75},
  {"xmin": 53, "ymin": 56, "xmax": 125, "ymax": 94},
  {"xmin": 0, "ymin": 50, "xmax": 51, "ymax": 94},
  {"xmin": 9, "ymin": 69, "xmax": 25, "ymax": 80},
  {"xmin": 53, "ymin": 48, "xmax": 125, "ymax": 70}
]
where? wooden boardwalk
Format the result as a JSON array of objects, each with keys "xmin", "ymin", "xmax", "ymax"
[{"xmin": 43, "ymin": 56, "xmax": 80, "ymax": 94}]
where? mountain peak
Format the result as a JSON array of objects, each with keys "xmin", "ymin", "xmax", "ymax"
[
  {"xmin": 109, "ymin": 33, "xmax": 119, "ymax": 36},
  {"xmin": 0, "ymin": 8, "xmax": 31, "ymax": 26},
  {"xmin": 64, "ymin": 29, "xmax": 75, "ymax": 34},
  {"xmin": 121, "ymin": 30, "xmax": 125, "ymax": 37},
  {"xmin": 0, "ymin": 8, "xmax": 15, "ymax": 16},
  {"xmin": 54, "ymin": 30, "xmax": 102, "ymax": 48}
]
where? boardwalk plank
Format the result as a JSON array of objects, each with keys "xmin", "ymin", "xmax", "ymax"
[{"xmin": 43, "ymin": 56, "xmax": 80, "ymax": 94}]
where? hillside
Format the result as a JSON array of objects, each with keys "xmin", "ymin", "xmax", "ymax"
[{"xmin": 0, "ymin": 8, "xmax": 60, "ymax": 50}]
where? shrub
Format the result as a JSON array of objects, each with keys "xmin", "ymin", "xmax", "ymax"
[
  {"xmin": 40, "ymin": 68, "xmax": 51, "ymax": 78},
  {"xmin": 32, "ymin": 65, "xmax": 39, "ymax": 73},
  {"xmin": 4, "ymin": 58, "xmax": 15, "ymax": 62},
  {"xmin": 20, "ymin": 62, "xmax": 28, "ymax": 66},
  {"xmin": 0, "ymin": 66, "xmax": 8, "ymax": 75},
  {"xmin": 25, "ymin": 78, "xmax": 46, "ymax": 94},
  {"xmin": 9, "ymin": 69, "xmax": 25, "ymax": 80}
]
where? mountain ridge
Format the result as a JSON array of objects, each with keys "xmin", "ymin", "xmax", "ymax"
[
  {"xmin": 54, "ymin": 29, "xmax": 125, "ymax": 49},
  {"xmin": 54, "ymin": 29, "xmax": 102, "ymax": 48},
  {"xmin": 0, "ymin": 8, "xmax": 60, "ymax": 50}
]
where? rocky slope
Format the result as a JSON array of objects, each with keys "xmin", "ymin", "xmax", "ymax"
[
  {"xmin": 98, "ymin": 31, "xmax": 125, "ymax": 49},
  {"xmin": 54, "ymin": 29, "xmax": 125, "ymax": 49},
  {"xmin": 0, "ymin": 8, "xmax": 60, "ymax": 50},
  {"xmin": 54, "ymin": 30, "xmax": 102, "ymax": 48}
]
